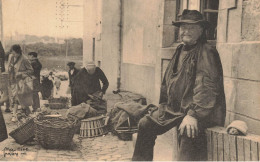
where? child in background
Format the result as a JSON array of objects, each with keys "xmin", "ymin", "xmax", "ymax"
[{"xmin": 54, "ymin": 76, "xmax": 61, "ymax": 97}]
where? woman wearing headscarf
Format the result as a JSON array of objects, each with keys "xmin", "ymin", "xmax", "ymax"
[
  {"xmin": 7, "ymin": 44, "xmax": 34, "ymax": 122},
  {"xmin": 132, "ymin": 10, "xmax": 226, "ymax": 161},
  {"xmin": 72, "ymin": 61, "xmax": 109, "ymax": 106}
]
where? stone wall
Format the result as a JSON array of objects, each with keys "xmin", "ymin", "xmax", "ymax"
[{"xmin": 217, "ymin": 0, "xmax": 260, "ymax": 135}]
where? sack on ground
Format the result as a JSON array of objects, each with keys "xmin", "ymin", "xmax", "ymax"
[{"xmin": 66, "ymin": 103, "xmax": 97, "ymax": 121}]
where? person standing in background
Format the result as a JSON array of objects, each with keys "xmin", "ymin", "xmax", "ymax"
[
  {"xmin": 8, "ymin": 45, "xmax": 34, "ymax": 122},
  {"xmin": 54, "ymin": 75, "xmax": 61, "ymax": 96},
  {"xmin": 0, "ymin": 42, "xmax": 11, "ymax": 113},
  {"xmin": 0, "ymin": 41, "xmax": 8, "ymax": 142},
  {"xmin": 40, "ymin": 75, "xmax": 53, "ymax": 100},
  {"xmin": 67, "ymin": 62, "xmax": 79, "ymax": 106},
  {"xmin": 72, "ymin": 61, "xmax": 109, "ymax": 106},
  {"xmin": 0, "ymin": 85, "xmax": 8, "ymax": 142},
  {"xmin": 28, "ymin": 52, "xmax": 42, "ymax": 112}
]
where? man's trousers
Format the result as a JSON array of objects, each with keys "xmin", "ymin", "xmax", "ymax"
[
  {"xmin": 132, "ymin": 110, "xmax": 207, "ymax": 161},
  {"xmin": 32, "ymin": 91, "xmax": 40, "ymax": 110}
]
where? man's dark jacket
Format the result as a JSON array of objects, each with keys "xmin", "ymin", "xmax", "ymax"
[
  {"xmin": 30, "ymin": 59, "xmax": 42, "ymax": 92},
  {"xmin": 30, "ymin": 59, "xmax": 42, "ymax": 80},
  {"xmin": 0, "ymin": 41, "xmax": 5, "ymax": 72},
  {"xmin": 72, "ymin": 67, "xmax": 109, "ymax": 105},
  {"xmin": 148, "ymin": 42, "xmax": 226, "ymax": 129},
  {"xmin": 68, "ymin": 67, "xmax": 79, "ymax": 87}
]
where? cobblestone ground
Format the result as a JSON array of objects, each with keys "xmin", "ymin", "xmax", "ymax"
[
  {"xmin": 80, "ymin": 134, "xmax": 133, "ymax": 161},
  {"xmin": 0, "ymin": 80, "xmax": 134, "ymax": 161}
]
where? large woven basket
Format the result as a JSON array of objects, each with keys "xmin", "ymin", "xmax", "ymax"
[
  {"xmin": 9, "ymin": 118, "xmax": 35, "ymax": 145},
  {"xmin": 34, "ymin": 116, "xmax": 78, "ymax": 149}
]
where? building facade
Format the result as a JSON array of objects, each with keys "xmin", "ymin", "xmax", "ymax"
[{"xmin": 83, "ymin": 0, "xmax": 260, "ymax": 136}]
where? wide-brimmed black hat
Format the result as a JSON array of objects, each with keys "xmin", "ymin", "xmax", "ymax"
[
  {"xmin": 67, "ymin": 62, "xmax": 75, "ymax": 66},
  {"xmin": 172, "ymin": 9, "xmax": 210, "ymax": 28}
]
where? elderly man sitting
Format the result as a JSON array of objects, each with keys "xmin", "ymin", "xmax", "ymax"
[
  {"xmin": 72, "ymin": 61, "xmax": 109, "ymax": 106},
  {"xmin": 132, "ymin": 10, "xmax": 226, "ymax": 161}
]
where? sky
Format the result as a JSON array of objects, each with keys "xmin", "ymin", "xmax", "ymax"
[{"xmin": 2, "ymin": 0, "xmax": 84, "ymax": 38}]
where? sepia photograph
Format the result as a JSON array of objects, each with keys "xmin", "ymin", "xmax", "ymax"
[{"xmin": 0, "ymin": 0, "xmax": 259, "ymax": 161}]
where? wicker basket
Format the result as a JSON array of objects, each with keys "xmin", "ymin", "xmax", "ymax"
[
  {"xmin": 9, "ymin": 118, "xmax": 35, "ymax": 145},
  {"xmin": 34, "ymin": 116, "xmax": 78, "ymax": 149}
]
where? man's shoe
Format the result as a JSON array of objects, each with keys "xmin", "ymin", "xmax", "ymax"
[{"xmin": 5, "ymin": 109, "xmax": 11, "ymax": 113}]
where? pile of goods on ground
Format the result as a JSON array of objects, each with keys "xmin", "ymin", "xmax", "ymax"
[{"xmin": 107, "ymin": 91, "xmax": 149, "ymax": 141}]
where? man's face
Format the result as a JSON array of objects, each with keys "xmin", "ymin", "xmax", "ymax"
[
  {"xmin": 180, "ymin": 24, "xmax": 203, "ymax": 45},
  {"xmin": 68, "ymin": 65, "xmax": 74, "ymax": 70},
  {"xmin": 28, "ymin": 55, "xmax": 34, "ymax": 60},
  {"xmin": 85, "ymin": 65, "xmax": 96, "ymax": 75}
]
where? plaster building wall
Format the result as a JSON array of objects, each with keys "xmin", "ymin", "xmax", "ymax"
[
  {"xmin": 83, "ymin": 0, "xmax": 176, "ymax": 103},
  {"xmin": 83, "ymin": 0, "xmax": 121, "ymax": 93},
  {"xmin": 83, "ymin": 0, "xmax": 101, "ymax": 64},
  {"xmin": 217, "ymin": 0, "xmax": 260, "ymax": 135},
  {"xmin": 83, "ymin": 0, "xmax": 176, "ymax": 160},
  {"xmin": 120, "ymin": 0, "xmax": 164, "ymax": 103},
  {"xmin": 99, "ymin": 0, "xmax": 121, "ymax": 93},
  {"xmin": 82, "ymin": 0, "xmax": 260, "ymax": 160}
]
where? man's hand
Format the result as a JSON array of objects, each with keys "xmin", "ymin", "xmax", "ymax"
[{"xmin": 179, "ymin": 115, "xmax": 198, "ymax": 138}]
